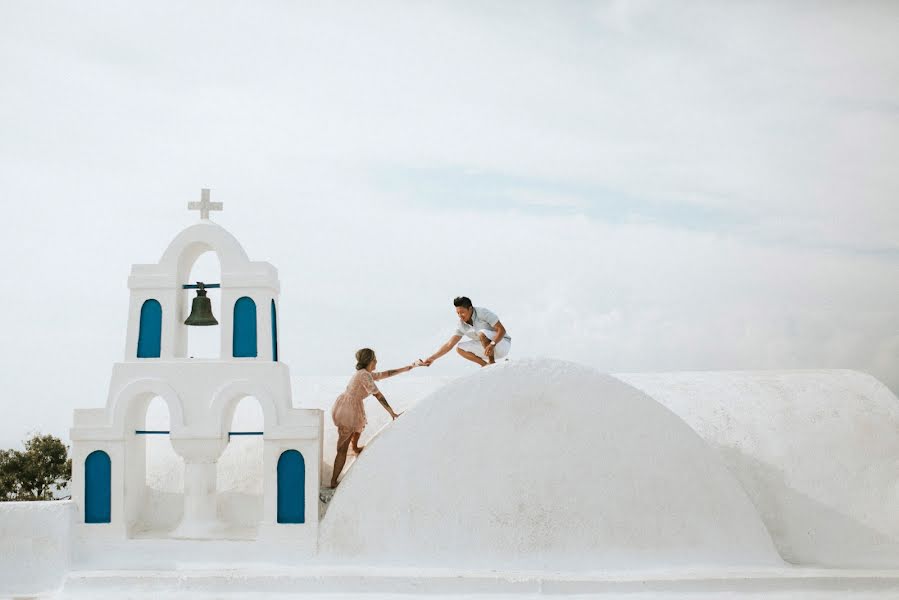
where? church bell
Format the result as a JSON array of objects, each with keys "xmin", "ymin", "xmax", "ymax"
[{"xmin": 184, "ymin": 283, "xmax": 219, "ymax": 326}]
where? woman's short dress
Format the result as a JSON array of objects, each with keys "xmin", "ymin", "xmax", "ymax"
[{"xmin": 331, "ymin": 369, "xmax": 382, "ymax": 434}]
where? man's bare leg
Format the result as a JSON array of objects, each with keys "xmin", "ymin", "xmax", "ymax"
[
  {"xmin": 457, "ymin": 346, "xmax": 487, "ymax": 367},
  {"xmin": 478, "ymin": 332, "xmax": 496, "ymax": 364},
  {"xmin": 351, "ymin": 432, "xmax": 364, "ymax": 454}
]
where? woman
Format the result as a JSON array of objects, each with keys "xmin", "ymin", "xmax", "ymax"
[{"xmin": 329, "ymin": 348, "xmax": 417, "ymax": 488}]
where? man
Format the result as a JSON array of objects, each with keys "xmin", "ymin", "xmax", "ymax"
[{"xmin": 423, "ymin": 296, "xmax": 511, "ymax": 367}]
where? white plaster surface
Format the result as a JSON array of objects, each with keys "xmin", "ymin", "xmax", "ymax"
[
  {"xmin": 50, "ymin": 566, "xmax": 899, "ymax": 598},
  {"xmin": 618, "ymin": 369, "xmax": 899, "ymax": 568},
  {"xmin": 319, "ymin": 359, "xmax": 782, "ymax": 570},
  {"xmin": 0, "ymin": 500, "xmax": 74, "ymax": 596}
]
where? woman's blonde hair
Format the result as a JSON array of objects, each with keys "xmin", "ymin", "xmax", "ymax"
[{"xmin": 355, "ymin": 348, "xmax": 376, "ymax": 370}]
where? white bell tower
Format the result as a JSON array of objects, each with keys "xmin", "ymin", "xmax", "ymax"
[{"xmin": 69, "ymin": 190, "xmax": 323, "ymax": 549}]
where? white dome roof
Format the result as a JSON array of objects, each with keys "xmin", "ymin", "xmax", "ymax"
[
  {"xmin": 320, "ymin": 359, "xmax": 780, "ymax": 570},
  {"xmin": 620, "ymin": 369, "xmax": 899, "ymax": 568}
]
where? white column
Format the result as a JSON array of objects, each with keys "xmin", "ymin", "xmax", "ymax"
[
  {"xmin": 220, "ymin": 288, "xmax": 237, "ymax": 359},
  {"xmin": 256, "ymin": 293, "xmax": 272, "ymax": 362},
  {"xmin": 170, "ymin": 438, "xmax": 227, "ymax": 539},
  {"xmin": 124, "ymin": 295, "xmax": 143, "ymax": 361},
  {"xmin": 159, "ymin": 289, "xmax": 181, "ymax": 359},
  {"xmin": 172, "ymin": 461, "xmax": 219, "ymax": 538}
]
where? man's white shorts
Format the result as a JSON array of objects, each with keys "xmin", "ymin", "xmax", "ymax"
[{"xmin": 457, "ymin": 329, "xmax": 511, "ymax": 361}]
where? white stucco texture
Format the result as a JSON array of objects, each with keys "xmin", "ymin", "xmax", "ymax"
[
  {"xmin": 0, "ymin": 500, "xmax": 73, "ymax": 596},
  {"xmin": 619, "ymin": 369, "xmax": 899, "ymax": 568},
  {"xmin": 319, "ymin": 359, "xmax": 781, "ymax": 570}
]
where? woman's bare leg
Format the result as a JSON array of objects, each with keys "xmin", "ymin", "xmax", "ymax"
[{"xmin": 330, "ymin": 430, "xmax": 353, "ymax": 488}]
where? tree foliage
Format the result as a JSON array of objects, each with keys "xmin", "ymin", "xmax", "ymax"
[{"xmin": 0, "ymin": 433, "xmax": 72, "ymax": 501}]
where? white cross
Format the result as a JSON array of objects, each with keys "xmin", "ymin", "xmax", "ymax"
[{"xmin": 188, "ymin": 188, "xmax": 223, "ymax": 220}]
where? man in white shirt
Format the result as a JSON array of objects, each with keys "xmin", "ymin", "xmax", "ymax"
[{"xmin": 423, "ymin": 296, "xmax": 511, "ymax": 367}]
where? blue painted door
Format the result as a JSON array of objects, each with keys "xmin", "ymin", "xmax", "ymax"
[
  {"xmin": 137, "ymin": 299, "xmax": 162, "ymax": 358},
  {"xmin": 277, "ymin": 450, "xmax": 305, "ymax": 523},
  {"xmin": 85, "ymin": 450, "xmax": 111, "ymax": 524},
  {"xmin": 233, "ymin": 296, "xmax": 257, "ymax": 357},
  {"xmin": 271, "ymin": 300, "xmax": 278, "ymax": 362}
]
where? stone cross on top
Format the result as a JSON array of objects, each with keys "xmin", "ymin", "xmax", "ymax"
[{"xmin": 188, "ymin": 188, "xmax": 223, "ymax": 220}]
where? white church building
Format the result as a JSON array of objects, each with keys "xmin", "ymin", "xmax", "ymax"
[{"xmin": 2, "ymin": 191, "xmax": 899, "ymax": 598}]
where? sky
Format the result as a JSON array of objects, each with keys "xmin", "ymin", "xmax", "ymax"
[{"xmin": 0, "ymin": 1, "xmax": 897, "ymax": 448}]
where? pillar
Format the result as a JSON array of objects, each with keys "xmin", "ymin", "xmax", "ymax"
[{"xmin": 170, "ymin": 437, "xmax": 227, "ymax": 539}]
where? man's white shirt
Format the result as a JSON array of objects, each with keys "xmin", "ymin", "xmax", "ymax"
[{"xmin": 454, "ymin": 307, "xmax": 512, "ymax": 341}]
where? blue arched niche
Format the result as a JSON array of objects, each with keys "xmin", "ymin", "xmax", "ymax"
[
  {"xmin": 84, "ymin": 450, "xmax": 111, "ymax": 524},
  {"xmin": 277, "ymin": 450, "xmax": 305, "ymax": 524},
  {"xmin": 271, "ymin": 300, "xmax": 278, "ymax": 362},
  {"xmin": 233, "ymin": 296, "xmax": 257, "ymax": 358},
  {"xmin": 137, "ymin": 299, "xmax": 162, "ymax": 358}
]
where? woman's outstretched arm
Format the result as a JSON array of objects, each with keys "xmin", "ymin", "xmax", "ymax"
[
  {"xmin": 373, "ymin": 391, "xmax": 400, "ymax": 419},
  {"xmin": 373, "ymin": 363, "xmax": 416, "ymax": 381}
]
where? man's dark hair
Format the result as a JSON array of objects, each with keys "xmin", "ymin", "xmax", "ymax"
[{"xmin": 453, "ymin": 296, "xmax": 472, "ymax": 309}]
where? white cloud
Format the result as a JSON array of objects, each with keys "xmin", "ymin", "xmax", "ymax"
[{"xmin": 0, "ymin": 1, "xmax": 896, "ymax": 447}]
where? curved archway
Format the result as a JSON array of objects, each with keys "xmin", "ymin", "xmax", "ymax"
[
  {"xmin": 111, "ymin": 379, "xmax": 185, "ymax": 434},
  {"xmin": 158, "ymin": 223, "xmax": 251, "ymax": 281},
  {"xmin": 137, "ymin": 299, "xmax": 162, "ymax": 358},
  {"xmin": 84, "ymin": 450, "xmax": 111, "ymax": 524},
  {"xmin": 233, "ymin": 297, "xmax": 257, "ymax": 358},
  {"xmin": 210, "ymin": 380, "xmax": 279, "ymax": 436},
  {"xmin": 277, "ymin": 450, "xmax": 305, "ymax": 524}
]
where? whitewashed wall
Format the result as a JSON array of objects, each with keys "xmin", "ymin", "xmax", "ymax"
[{"xmin": 0, "ymin": 500, "xmax": 73, "ymax": 596}]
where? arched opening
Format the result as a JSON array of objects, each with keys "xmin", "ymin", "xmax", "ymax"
[
  {"xmin": 233, "ymin": 297, "xmax": 257, "ymax": 358},
  {"xmin": 84, "ymin": 450, "xmax": 111, "ymax": 524},
  {"xmin": 137, "ymin": 299, "xmax": 162, "ymax": 358},
  {"xmin": 134, "ymin": 396, "xmax": 183, "ymax": 535},
  {"xmin": 277, "ymin": 450, "xmax": 305, "ymax": 524},
  {"xmin": 185, "ymin": 250, "xmax": 221, "ymax": 359},
  {"xmin": 217, "ymin": 396, "xmax": 264, "ymax": 532},
  {"xmin": 271, "ymin": 300, "xmax": 279, "ymax": 362}
]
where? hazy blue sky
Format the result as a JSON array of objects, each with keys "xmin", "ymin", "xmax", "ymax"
[{"xmin": 1, "ymin": 1, "xmax": 897, "ymax": 447}]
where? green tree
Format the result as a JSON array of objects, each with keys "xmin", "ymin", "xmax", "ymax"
[
  {"xmin": 0, "ymin": 448, "xmax": 23, "ymax": 500},
  {"xmin": 0, "ymin": 434, "xmax": 72, "ymax": 501}
]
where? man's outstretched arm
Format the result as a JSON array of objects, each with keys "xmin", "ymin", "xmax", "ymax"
[{"xmin": 424, "ymin": 335, "xmax": 462, "ymax": 366}]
